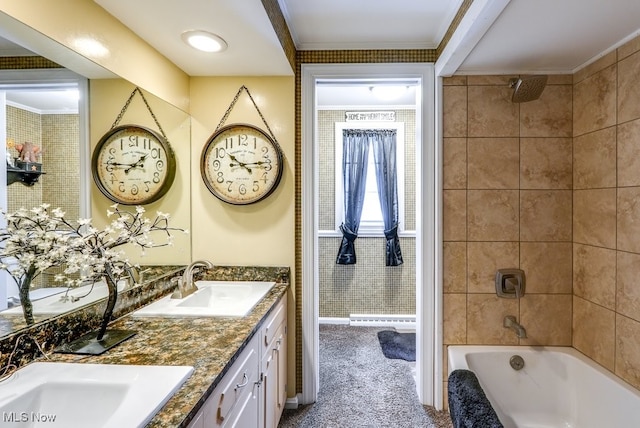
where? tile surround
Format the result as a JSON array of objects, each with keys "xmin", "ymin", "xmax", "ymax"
[
  {"xmin": 467, "ymin": 190, "xmax": 519, "ymax": 241},
  {"xmin": 443, "ymin": 137, "xmax": 467, "ymax": 189},
  {"xmin": 617, "ymin": 118, "xmax": 640, "ymax": 186},
  {"xmin": 573, "ymin": 244, "xmax": 616, "ymax": 310},
  {"xmin": 573, "ymin": 64, "xmax": 617, "ymax": 136},
  {"xmin": 443, "ymin": 242, "xmax": 467, "ymax": 293},
  {"xmin": 573, "ymin": 296, "xmax": 616, "ymax": 371},
  {"xmin": 467, "ymin": 137, "xmax": 519, "ymax": 189},
  {"xmin": 617, "ymin": 187, "xmax": 640, "ymax": 253},
  {"xmin": 520, "ymin": 190, "xmax": 572, "ymax": 241},
  {"xmin": 573, "ymin": 189, "xmax": 617, "ymax": 248},
  {"xmin": 520, "ymin": 137, "xmax": 572, "ymax": 189},
  {"xmin": 468, "ymin": 86, "xmax": 519, "ymax": 137},
  {"xmin": 444, "ymin": 35, "xmax": 640, "ymax": 394},
  {"xmin": 519, "ymin": 242, "xmax": 572, "ymax": 294},
  {"xmin": 616, "ymin": 251, "xmax": 640, "ymax": 322},
  {"xmin": 467, "ymin": 242, "xmax": 518, "ymax": 294},
  {"xmin": 615, "ymin": 315, "xmax": 640, "ymax": 390},
  {"xmin": 618, "ymin": 49, "xmax": 640, "ymax": 124},
  {"xmin": 520, "ymin": 294, "xmax": 572, "ymax": 346},
  {"xmin": 442, "ymin": 74, "xmax": 573, "ymax": 354},
  {"xmin": 573, "ymin": 127, "xmax": 616, "ymax": 189},
  {"xmin": 443, "ymin": 76, "xmax": 573, "ymax": 372},
  {"xmin": 520, "ymin": 84, "xmax": 573, "ymax": 138},
  {"xmin": 466, "ymin": 294, "xmax": 519, "ymax": 345}
]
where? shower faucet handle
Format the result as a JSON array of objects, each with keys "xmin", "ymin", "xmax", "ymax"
[{"xmin": 495, "ymin": 268, "xmax": 526, "ymax": 299}]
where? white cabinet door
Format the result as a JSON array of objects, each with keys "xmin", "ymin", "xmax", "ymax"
[
  {"xmin": 262, "ymin": 344, "xmax": 277, "ymax": 428},
  {"xmin": 260, "ymin": 298, "xmax": 287, "ymax": 428},
  {"xmin": 275, "ymin": 323, "xmax": 287, "ymax": 419},
  {"xmin": 188, "ymin": 334, "xmax": 259, "ymax": 428}
]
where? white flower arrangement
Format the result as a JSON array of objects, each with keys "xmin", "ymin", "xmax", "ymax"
[{"xmin": 0, "ymin": 203, "xmax": 186, "ymax": 325}]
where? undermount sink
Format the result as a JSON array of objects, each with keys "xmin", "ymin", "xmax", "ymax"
[
  {"xmin": 0, "ymin": 362, "xmax": 193, "ymax": 428},
  {"xmin": 132, "ymin": 280, "xmax": 276, "ymax": 318}
]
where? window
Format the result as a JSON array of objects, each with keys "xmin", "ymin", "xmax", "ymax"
[{"xmin": 334, "ymin": 121, "xmax": 405, "ymax": 236}]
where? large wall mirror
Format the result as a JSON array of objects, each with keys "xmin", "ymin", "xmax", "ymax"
[{"xmin": 0, "ymin": 25, "xmax": 192, "ymax": 337}]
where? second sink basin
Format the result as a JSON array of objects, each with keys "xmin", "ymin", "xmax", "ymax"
[
  {"xmin": 0, "ymin": 362, "xmax": 193, "ymax": 428},
  {"xmin": 132, "ymin": 280, "xmax": 276, "ymax": 318}
]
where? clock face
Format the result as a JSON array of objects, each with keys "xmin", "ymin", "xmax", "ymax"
[
  {"xmin": 92, "ymin": 125, "xmax": 176, "ymax": 205},
  {"xmin": 201, "ymin": 124, "xmax": 283, "ymax": 205}
]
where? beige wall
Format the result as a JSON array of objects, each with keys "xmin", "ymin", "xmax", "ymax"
[
  {"xmin": 89, "ymin": 79, "xmax": 192, "ymax": 266},
  {"xmin": 572, "ymin": 36, "xmax": 640, "ymax": 390},
  {"xmin": 189, "ymin": 76, "xmax": 296, "ymax": 393},
  {"xmin": 189, "ymin": 76, "xmax": 295, "ymax": 268},
  {"xmin": 0, "ymin": 0, "xmax": 189, "ymax": 111}
]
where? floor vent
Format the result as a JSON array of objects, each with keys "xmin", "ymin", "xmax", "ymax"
[{"xmin": 349, "ymin": 314, "xmax": 416, "ymax": 330}]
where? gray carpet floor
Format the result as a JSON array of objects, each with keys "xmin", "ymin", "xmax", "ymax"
[{"xmin": 278, "ymin": 324, "xmax": 453, "ymax": 428}]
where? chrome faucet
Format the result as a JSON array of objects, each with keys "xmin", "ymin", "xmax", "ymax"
[
  {"xmin": 171, "ymin": 260, "xmax": 213, "ymax": 299},
  {"xmin": 504, "ymin": 315, "xmax": 527, "ymax": 339},
  {"xmin": 123, "ymin": 266, "xmax": 151, "ymax": 288},
  {"xmin": 1, "ymin": 334, "xmax": 50, "ymax": 383}
]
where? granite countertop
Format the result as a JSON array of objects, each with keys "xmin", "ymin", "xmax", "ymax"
[{"xmin": 45, "ymin": 280, "xmax": 289, "ymax": 427}]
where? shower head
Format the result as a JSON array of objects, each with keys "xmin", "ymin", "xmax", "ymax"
[{"xmin": 509, "ymin": 75, "xmax": 548, "ymax": 103}]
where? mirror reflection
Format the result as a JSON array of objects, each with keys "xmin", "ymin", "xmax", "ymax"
[{"xmin": 0, "ymin": 36, "xmax": 191, "ymax": 337}]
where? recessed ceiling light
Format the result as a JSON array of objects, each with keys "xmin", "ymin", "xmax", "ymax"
[{"xmin": 181, "ymin": 30, "xmax": 227, "ymax": 53}]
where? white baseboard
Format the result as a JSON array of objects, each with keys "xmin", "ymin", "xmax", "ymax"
[
  {"xmin": 319, "ymin": 315, "xmax": 416, "ymax": 330},
  {"xmin": 319, "ymin": 317, "xmax": 349, "ymax": 325},
  {"xmin": 285, "ymin": 394, "xmax": 301, "ymax": 409},
  {"xmin": 349, "ymin": 313, "xmax": 416, "ymax": 330}
]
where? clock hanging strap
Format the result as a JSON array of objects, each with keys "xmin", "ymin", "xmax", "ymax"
[
  {"xmin": 216, "ymin": 85, "xmax": 279, "ymax": 143},
  {"xmin": 110, "ymin": 87, "xmax": 170, "ymax": 143}
]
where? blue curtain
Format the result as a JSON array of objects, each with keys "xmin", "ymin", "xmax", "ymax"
[
  {"xmin": 336, "ymin": 129, "xmax": 403, "ymax": 266},
  {"xmin": 336, "ymin": 130, "xmax": 369, "ymax": 264},
  {"xmin": 371, "ymin": 130, "xmax": 403, "ymax": 266}
]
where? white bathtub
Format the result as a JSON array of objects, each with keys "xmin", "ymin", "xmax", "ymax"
[{"xmin": 448, "ymin": 346, "xmax": 640, "ymax": 428}]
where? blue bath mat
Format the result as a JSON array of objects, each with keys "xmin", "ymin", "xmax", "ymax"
[{"xmin": 377, "ymin": 330, "xmax": 416, "ymax": 361}]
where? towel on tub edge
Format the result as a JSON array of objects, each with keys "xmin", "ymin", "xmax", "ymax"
[{"xmin": 448, "ymin": 369, "xmax": 503, "ymax": 428}]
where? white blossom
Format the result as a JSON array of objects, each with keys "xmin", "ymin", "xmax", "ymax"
[{"xmin": 0, "ymin": 205, "xmax": 186, "ymax": 292}]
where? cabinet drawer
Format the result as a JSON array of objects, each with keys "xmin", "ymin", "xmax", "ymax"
[
  {"xmin": 216, "ymin": 338, "xmax": 259, "ymax": 424},
  {"xmin": 263, "ymin": 299, "xmax": 286, "ymax": 348}
]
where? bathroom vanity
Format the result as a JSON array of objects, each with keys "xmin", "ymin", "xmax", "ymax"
[
  {"xmin": 3, "ymin": 266, "xmax": 290, "ymax": 428},
  {"xmin": 187, "ymin": 297, "xmax": 287, "ymax": 428}
]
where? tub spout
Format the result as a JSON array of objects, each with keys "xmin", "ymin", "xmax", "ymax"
[{"xmin": 504, "ymin": 315, "xmax": 527, "ymax": 338}]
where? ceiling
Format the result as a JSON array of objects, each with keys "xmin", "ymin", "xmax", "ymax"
[
  {"xmin": 92, "ymin": 0, "xmax": 640, "ymax": 77},
  {"xmin": 3, "ymin": 0, "xmax": 640, "ymax": 110}
]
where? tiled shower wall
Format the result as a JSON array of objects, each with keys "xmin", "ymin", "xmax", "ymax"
[
  {"xmin": 572, "ymin": 36, "xmax": 640, "ymax": 389},
  {"xmin": 318, "ymin": 109, "xmax": 416, "ymax": 318},
  {"xmin": 442, "ymin": 73, "xmax": 574, "ymax": 396},
  {"xmin": 443, "ymin": 34, "xmax": 640, "ymax": 396},
  {"xmin": 442, "ymin": 73, "xmax": 574, "ymax": 347}
]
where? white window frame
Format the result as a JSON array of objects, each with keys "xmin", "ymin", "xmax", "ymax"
[{"xmin": 333, "ymin": 121, "xmax": 405, "ymax": 237}]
